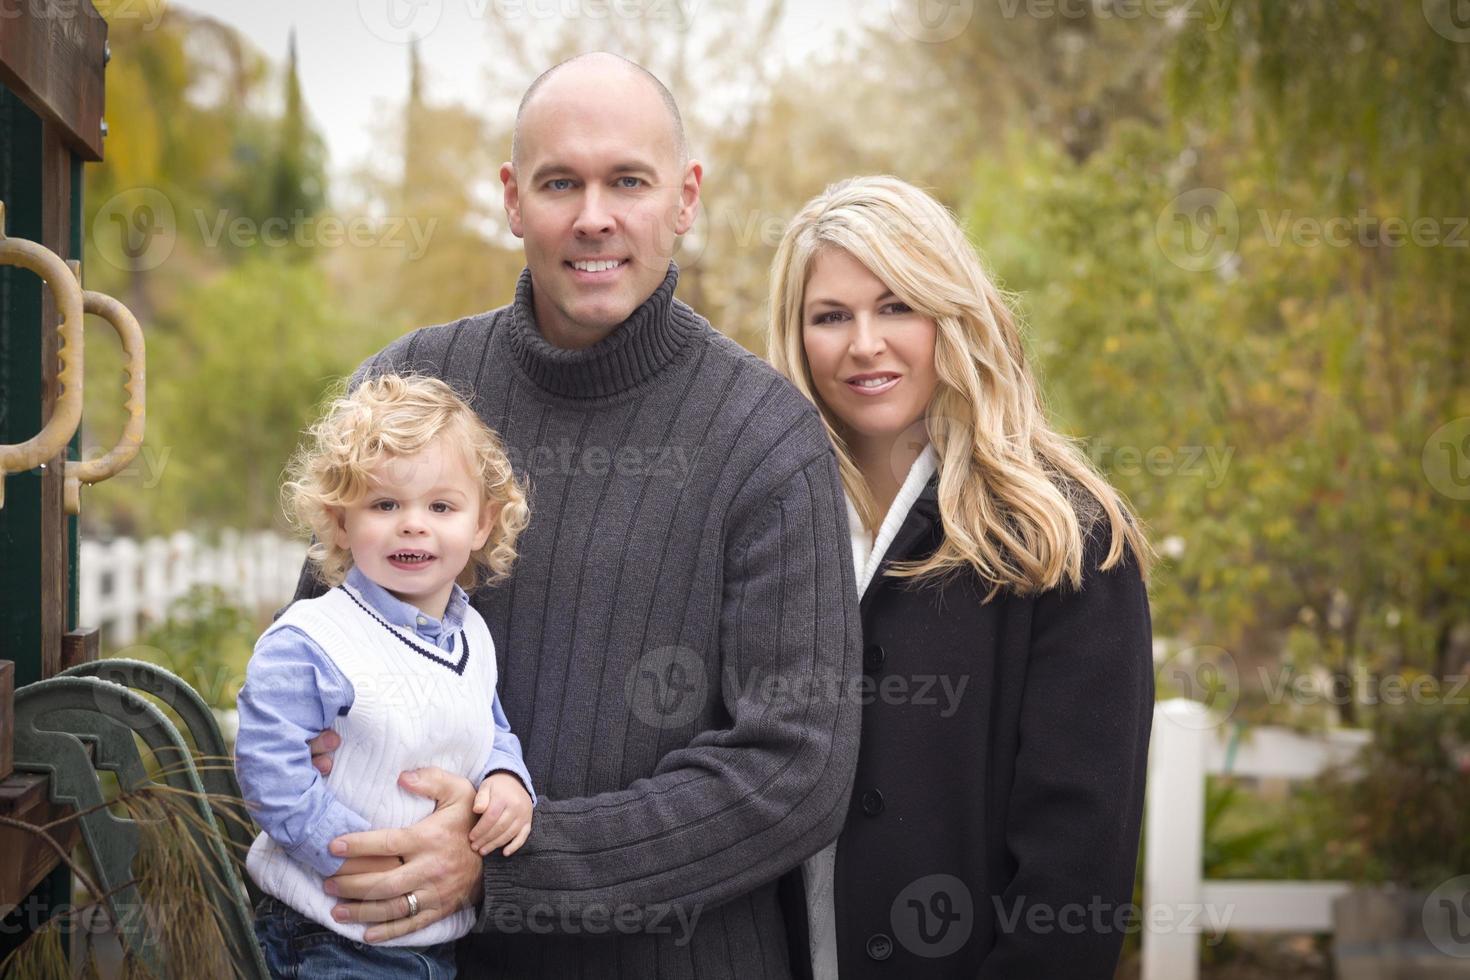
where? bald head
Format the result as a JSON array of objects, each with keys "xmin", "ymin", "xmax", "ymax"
[{"xmin": 510, "ymin": 53, "xmax": 688, "ymax": 172}]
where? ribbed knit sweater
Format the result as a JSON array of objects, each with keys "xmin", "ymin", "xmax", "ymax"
[{"xmin": 293, "ymin": 263, "xmax": 862, "ymax": 978}]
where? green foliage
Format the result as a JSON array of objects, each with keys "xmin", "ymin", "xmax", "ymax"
[
  {"xmin": 958, "ymin": 1, "xmax": 1470, "ymax": 713},
  {"xmin": 125, "ymin": 586, "xmax": 259, "ymax": 711},
  {"xmin": 1316, "ymin": 703, "xmax": 1470, "ymax": 888}
]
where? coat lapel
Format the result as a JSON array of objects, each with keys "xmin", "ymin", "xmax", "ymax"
[{"xmin": 859, "ymin": 475, "xmax": 942, "ymax": 617}]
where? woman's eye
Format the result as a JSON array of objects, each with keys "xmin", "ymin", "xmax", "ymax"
[
  {"xmin": 883, "ymin": 302, "xmax": 912, "ymax": 314},
  {"xmin": 811, "ymin": 310, "xmax": 846, "ymax": 325}
]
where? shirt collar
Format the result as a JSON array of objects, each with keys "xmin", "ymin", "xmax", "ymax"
[
  {"xmin": 848, "ymin": 442, "xmax": 940, "ymax": 596},
  {"xmin": 344, "ymin": 565, "xmax": 468, "ymax": 635}
]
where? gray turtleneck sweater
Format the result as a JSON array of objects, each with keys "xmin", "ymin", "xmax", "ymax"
[{"xmin": 293, "ymin": 264, "xmax": 861, "ymax": 978}]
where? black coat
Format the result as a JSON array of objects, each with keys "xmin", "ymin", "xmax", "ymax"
[{"xmin": 780, "ymin": 476, "xmax": 1154, "ymax": 979}]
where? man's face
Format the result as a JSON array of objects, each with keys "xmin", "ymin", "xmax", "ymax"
[{"xmin": 502, "ymin": 71, "xmax": 702, "ymax": 349}]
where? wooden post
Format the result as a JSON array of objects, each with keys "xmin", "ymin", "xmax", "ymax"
[
  {"xmin": 60, "ymin": 628, "xmax": 99, "ymax": 672},
  {"xmin": 0, "ymin": 660, "xmax": 13, "ymax": 782}
]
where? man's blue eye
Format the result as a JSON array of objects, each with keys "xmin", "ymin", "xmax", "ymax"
[
  {"xmin": 617, "ymin": 177, "xmax": 643, "ymax": 189},
  {"xmin": 547, "ymin": 178, "xmax": 574, "ymax": 191}
]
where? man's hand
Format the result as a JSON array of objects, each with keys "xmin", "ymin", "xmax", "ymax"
[
  {"xmin": 323, "ymin": 767, "xmax": 485, "ymax": 943},
  {"xmin": 470, "ymin": 772, "xmax": 533, "ymax": 857}
]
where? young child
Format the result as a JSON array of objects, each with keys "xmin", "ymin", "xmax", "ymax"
[{"xmin": 235, "ymin": 374, "xmax": 535, "ymax": 978}]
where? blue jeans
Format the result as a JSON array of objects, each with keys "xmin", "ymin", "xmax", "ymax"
[{"xmin": 253, "ymin": 896, "xmax": 457, "ymax": 979}]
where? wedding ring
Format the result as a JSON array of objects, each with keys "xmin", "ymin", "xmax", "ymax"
[{"xmin": 405, "ymin": 891, "xmax": 420, "ymax": 918}]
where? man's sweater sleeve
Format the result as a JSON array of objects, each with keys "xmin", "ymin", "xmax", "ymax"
[{"xmin": 477, "ymin": 450, "xmax": 863, "ymax": 932}]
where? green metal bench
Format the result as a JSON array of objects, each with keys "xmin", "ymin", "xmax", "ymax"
[
  {"xmin": 59, "ymin": 658, "xmax": 261, "ymax": 876},
  {"xmin": 11, "ymin": 672, "xmax": 267, "ymax": 978}
]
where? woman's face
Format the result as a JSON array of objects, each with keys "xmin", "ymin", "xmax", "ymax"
[{"xmin": 801, "ymin": 247, "xmax": 940, "ymax": 455}]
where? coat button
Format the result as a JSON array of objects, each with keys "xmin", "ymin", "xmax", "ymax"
[
  {"xmin": 861, "ymin": 789, "xmax": 885, "ymax": 816},
  {"xmin": 866, "ymin": 933, "xmax": 893, "ymax": 961},
  {"xmin": 863, "ymin": 643, "xmax": 886, "ymax": 672}
]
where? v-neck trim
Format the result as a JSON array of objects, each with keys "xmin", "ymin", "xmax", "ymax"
[{"xmin": 337, "ymin": 585, "xmax": 470, "ymax": 676}]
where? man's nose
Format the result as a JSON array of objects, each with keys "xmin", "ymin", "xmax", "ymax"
[{"xmin": 573, "ymin": 186, "xmax": 615, "ymax": 237}]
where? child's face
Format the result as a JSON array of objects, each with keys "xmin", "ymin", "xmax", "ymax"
[{"xmin": 334, "ymin": 436, "xmax": 495, "ymax": 618}]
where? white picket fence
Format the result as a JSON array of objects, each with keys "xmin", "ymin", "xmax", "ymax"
[
  {"xmin": 79, "ymin": 530, "xmax": 307, "ymax": 644},
  {"xmin": 1143, "ymin": 699, "xmax": 1373, "ymax": 980}
]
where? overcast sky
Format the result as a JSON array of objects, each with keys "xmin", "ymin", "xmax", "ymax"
[{"xmin": 171, "ymin": 0, "xmax": 887, "ymax": 192}]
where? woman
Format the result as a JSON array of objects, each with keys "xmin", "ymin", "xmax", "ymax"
[{"xmin": 767, "ymin": 176, "xmax": 1155, "ymax": 979}]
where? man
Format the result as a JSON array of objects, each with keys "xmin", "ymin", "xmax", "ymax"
[{"xmin": 291, "ymin": 52, "xmax": 859, "ymax": 977}]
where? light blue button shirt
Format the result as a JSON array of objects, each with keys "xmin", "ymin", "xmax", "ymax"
[{"xmin": 235, "ymin": 566, "xmax": 535, "ymax": 877}]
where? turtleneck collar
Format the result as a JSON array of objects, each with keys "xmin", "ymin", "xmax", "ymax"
[{"xmin": 505, "ymin": 262, "xmax": 701, "ymax": 400}]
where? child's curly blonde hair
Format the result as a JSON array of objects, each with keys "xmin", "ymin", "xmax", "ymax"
[{"xmin": 283, "ymin": 374, "xmax": 529, "ymax": 589}]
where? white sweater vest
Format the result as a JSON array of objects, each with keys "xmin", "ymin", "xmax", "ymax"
[{"xmin": 246, "ymin": 584, "xmax": 498, "ymax": 946}]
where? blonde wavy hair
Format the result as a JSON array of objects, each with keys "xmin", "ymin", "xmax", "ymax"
[
  {"xmin": 283, "ymin": 374, "xmax": 530, "ymax": 590},
  {"xmin": 768, "ymin": 175, "xmax": 1152, "ymax": 596}
]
